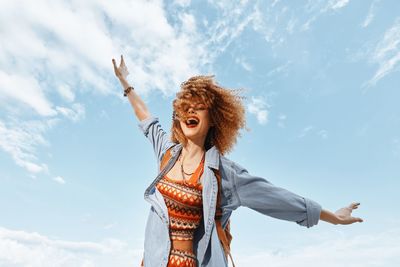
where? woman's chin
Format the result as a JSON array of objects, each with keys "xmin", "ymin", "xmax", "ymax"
[
  {"xmin": 183, "ymin": 131, "xmax": 198, "ymax": 139},
  {"xmin": 182, "ymin": 128, "xmax": 204, "ymax": 139}
]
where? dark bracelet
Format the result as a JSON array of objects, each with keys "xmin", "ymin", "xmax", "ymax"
[{"xmin": 124, "ymin": 86, "xmax": 134, "ymax": 97}]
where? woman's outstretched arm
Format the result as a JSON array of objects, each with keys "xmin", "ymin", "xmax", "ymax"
[
  {"xmin": 226, "ymin": 159, "xmax": 364, "ymax": 227},
  {"xmin": 112, "ymin": 55, "xmax": 150, "ymax": 121}
]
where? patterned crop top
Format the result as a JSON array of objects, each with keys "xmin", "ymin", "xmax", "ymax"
[{"xmin": 156, "ymin": 154, "xmax": 204, "ymax": 241}]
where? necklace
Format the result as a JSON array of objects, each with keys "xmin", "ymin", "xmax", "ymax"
[{"xmin": 179, "ymin": 151, "xmax": 205, "ymax": 185}]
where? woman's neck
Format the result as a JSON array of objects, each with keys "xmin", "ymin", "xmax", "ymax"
[{"xmin": 182, "ymin": 140, "xmax": 205, "ymax": 161}]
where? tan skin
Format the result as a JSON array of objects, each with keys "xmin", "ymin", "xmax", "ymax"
[{"xmin": 112, "ymin": 55, "xmax": 364, "ymax": 252}]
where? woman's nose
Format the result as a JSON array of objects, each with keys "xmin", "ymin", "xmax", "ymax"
[{"xmin": 188, "ymin": 106, "xmax": 195, "ymax": 113}]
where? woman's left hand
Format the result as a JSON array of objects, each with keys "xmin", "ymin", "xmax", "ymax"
[
  {"xmin": 335, "ymin": 202, "xmax": 364, "ymax": 225},
  {"xmin": 112, "ymin": 55, "xmax": 130, "ymax": 81}
]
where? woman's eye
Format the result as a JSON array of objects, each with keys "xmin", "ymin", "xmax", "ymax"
[
  {"xmin": 195, "ymin": 105, "xmax": 206, "ymax": 110},
  {"xmin": 181, "ymin": 103, "xmax": 205, "ymax": 112}
]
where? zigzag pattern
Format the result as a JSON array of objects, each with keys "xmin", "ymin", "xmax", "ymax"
[
  {"xmin": 167, "ymin": 249, "xmax": 197, "ymax": 267},
  {"xmin": 156, "ymin": 175, "xmax": 203, "ymax": 241}
]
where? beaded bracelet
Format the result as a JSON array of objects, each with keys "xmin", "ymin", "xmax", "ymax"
[{"xmin": 124, "ymin": 86, "xmax": 134, "ymax": 97}]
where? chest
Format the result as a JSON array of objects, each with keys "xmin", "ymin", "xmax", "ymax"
[
  {"xmin": 164, "ymin": 161, "xmax": 183, "ymax": 181},
  {"xmin": 165, "ymin": 155, "xmax": 204, "ymax": 185}
]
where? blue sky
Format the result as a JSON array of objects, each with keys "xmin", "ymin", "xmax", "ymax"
[{"xmin": 0, "ymin": 0, "xmax": 399, "ymax": 266}]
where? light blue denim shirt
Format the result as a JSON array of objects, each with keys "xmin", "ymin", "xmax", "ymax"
[{"xmin": 138, "ymin": 115, "xmax": 322, "ymax": 267}]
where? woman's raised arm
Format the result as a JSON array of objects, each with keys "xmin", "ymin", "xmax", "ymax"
[
  {"xmin": 112, "ymin": 55, "xmax": 175, "ymax": 166},
  {"xmin": 112, "ymin": 55, "xmax": 150, "ymax": 121}
]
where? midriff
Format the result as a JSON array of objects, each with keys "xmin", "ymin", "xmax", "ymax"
[{"xmin": 171, "ymin": 239, "xmax": 194, "ymax": 253}]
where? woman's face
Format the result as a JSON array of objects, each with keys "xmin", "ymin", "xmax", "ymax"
[{"xmin": 178, "ymin": 100, "xmax": 213, "ymax": 142}]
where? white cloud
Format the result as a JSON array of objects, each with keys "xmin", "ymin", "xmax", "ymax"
[
  {"xmin": 317, "ymin": 129, "xmax": 328, "ymax": 139},
  {"xmin": 0, "ymin": 226, "xmax": 142, "ymax": 267},
  {"xmin": 271, "ymin": 0, "xmax": 280, "ymax": 8},
  {"xmin": 298, "ymin": 125, "xmax": 314, "ymax": 138},
  {"xmin": 364, "ymin": 18, "xmax": 400, "ymax": 89},
  {"xmin": 0, "ymin": 71, "xmax": 56, "ymax": 117},
  {"xmin": 251, "ymin": 4, "xmax": 279, "ymax": 43},
  {"xmin": 247, "ymin": 0, "xmax": 351, "ymax": 42},
  {"xmin": 204, "ymin": 1, "xmax": 261, "ymax": 59},
  {"xmin": 297, "ymin": 125, "xmax": 328, "ymax": 139},
  {"xmin": 103, "ymin": 223, "xmax": 116, "ymax": 230},
  {"xmin": 286, "ymin": 18, "xmax": 297, "ymax": 34},
  {"xmin": 235, "ymin": 56, "xmax": 253, "ymax": 71},
  {"xmin": 0, "ymin": 0, "xmax": 261, "ymax": 118},
  {"xmin": 234, "ymin": 227, "xmax": 400, "ymax": 267},
  {"xmin": 248, "ymin": 96, "xmax": 269, "ymax": 125},
  {"xmin": 55, "ymin": 103, "xmax": 85, "ymax": 122},
  {"xmin": 53, "ymin": 176, "xmax": 66, "ymax": 184},
  {"xmin": 2, "ymin": 226, "xmax": 400, "ymax": 267},
  {"xmin": 173, "ymin": 0, "xmax": 191, "ymax": 8},
  {"xmin": 329, "ymin": 0, "xmax": 350, "ymax": 10},
  {"xmin": 57, "ymin": 84, "xmax": 75, "ymax": 102},
  {"xmin": 301, "ymin": 0, "xmax": 351, "ymax": 31},
  {"xmin": 179, "ymin": 12, "xmax": 197, "ymax": 34},
  {"xmin": 0, "ymin": 0, "xmax": 210, "ymax": 172},
  {"xmin": 361, "ymin": 0, "xmax": 380, "ymax": 28},
  {"xmin": 267, "ymin": 61, "xmax": 292, "ymax": 77},
  {"xmin": 278, "ymin": 113, "xmax": 286, "ymax": 128},
  {"xmin": 0, "ymin": 118, "xmax": 57, "ymax": 174}
]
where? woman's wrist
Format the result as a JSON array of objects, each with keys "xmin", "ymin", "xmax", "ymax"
[
  {"xmin": 119, "ymin": 77, "xmax": 130, "ymax": 89},
  {"xmin": 320, "ymin": 208, "xmax": 341, "ymax": 225},
  {"xmin": 118, "ymin": 76, "xmax": 127, "ymax": 84},
  {"xmin": 124, "ymin": 86, "xmax": 134, "ymax": 96},
  {"xmin": 118, "ymin": 77, "xmax": 135, "ymax": 97}
]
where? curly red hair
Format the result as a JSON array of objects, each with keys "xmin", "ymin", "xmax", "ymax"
[{"xmin": 170, "ymin": 75, "xmax": 247, "ymax": 155}]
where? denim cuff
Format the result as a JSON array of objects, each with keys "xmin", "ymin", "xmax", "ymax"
[{"xmin": 304, "ymin": 197, "xmax": 322, "ymax": 228}]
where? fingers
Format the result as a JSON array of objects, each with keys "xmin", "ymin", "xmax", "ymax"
[
  {"xmin": 120, "ymin": 54, "xmax": 125, "ymax": 67},
  {"xmin": 348, "ymin": 202, "xmax": 360, "ymax": 210},
  {"xmin": 348, "ymin": 202, "xmax": 363, "ymax": 224},
  {"xmin": 112, "ymin": 55, "xmax": 129, "ymax": 78},
  {"xmin": 351, "ymin": 217, "xmax": 363, "ymax": 223},
  {"xmin": 112, "ymin": 58, "xmax": 118, "ymax": 70}
]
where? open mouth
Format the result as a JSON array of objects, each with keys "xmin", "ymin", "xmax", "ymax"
[{"xmin": 185, "ymin": 116, "xmax": 200, "ymax": 128}]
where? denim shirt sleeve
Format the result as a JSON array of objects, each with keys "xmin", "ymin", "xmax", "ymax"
[
  {"xmin": 137, "ymin": 115, "xmax": 175, "ymax": 166},
  {"xmin": 230, "ymin": 160, "xmax": 322, "ymax": 228}
]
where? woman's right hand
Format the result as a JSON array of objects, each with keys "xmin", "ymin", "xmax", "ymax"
[{"xmin": 112, "ymin": 55, "xmax": 129, "ymax": 81}]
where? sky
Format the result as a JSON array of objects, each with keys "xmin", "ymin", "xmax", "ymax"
[{"xmin": 0, "ymin": 0, "xmax": 399, "ymax": 266}]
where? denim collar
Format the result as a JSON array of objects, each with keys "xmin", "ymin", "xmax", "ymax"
[{"xmin": 171, "ymin": 143, "xmax": 220, "ymax": 170}]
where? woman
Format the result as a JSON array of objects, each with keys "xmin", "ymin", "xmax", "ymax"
[{"xmin": 112, "ymin": 55, "xmax": 363, "ymax": 267}]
